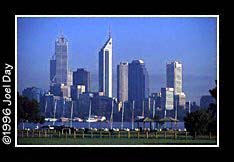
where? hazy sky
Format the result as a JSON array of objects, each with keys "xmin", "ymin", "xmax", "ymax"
[{"xmin": 17, "ymin": 16, "xmax": 217, "ymax": 104}]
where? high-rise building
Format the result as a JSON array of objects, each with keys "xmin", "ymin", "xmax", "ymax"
[
  {"xmin": 161, "ymin": 88, "xmax": 174, "ymax": 111},
  {"xmin": 166, "ymin": 61, "xmax": 186, "ymax": 110},
  {"xmin": 60, "ymin": 84, "xmax": 71, "ymax": 98},
  {"xmin": 117, "ymin": 62, "xmax": 128, "ymax": 102},
  {"xmin": 55, "ymin": 35, "xmax": 68, "ymax": 84},
  {"xmin": 128, "ymin": 60, "xmax": 149, "ymax": 103},
  {"xmin": 71, "ymin": 85, "xmax": 86, "ymax": 100},
  {"xmin": 73, "ymin": 68, "xmax": 90, "ymax": 92},
  {"xmin": 99, "ymin": 33, "xmax": 112, "ymax": 97},
  {"xmin": 166, "ymin": 61, "xmax": 182, "ymax": 95},
  {"xmin": 50, "ymin": 35, "xmax": 72, "ymax": 98},
  {"xmin": 67, "ymin": 70, "xmax": 73, "ymax": 87},
  {"xmin": 50, "ymin": 56, "xmax": 56, "ymax": 83}
]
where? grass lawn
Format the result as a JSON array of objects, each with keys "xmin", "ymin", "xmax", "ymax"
[{"xmin": 17, "ymin": 137, "xmax": 217, "ymax": 145}]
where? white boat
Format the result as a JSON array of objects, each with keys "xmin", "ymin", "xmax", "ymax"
[
  {"xmin": 97, "ymin": 116, "xmax": 106, "ymax": 122},
  {"xmin": 60, "ymin": 117, "xmax": 69, "ymax": 122},
  {"xmin": 86, "ymin": 115, "xmax": 98, "ymax": 122},
  {"xmin": 49, "ymin": 118, "xmax": 58, "ymax": 122},
  {"xmin": 86, "ymin": 115, "xmax": 106, "ymax": 122},
  {"xmin": 137, "ymin": 116, "xmax": 145, "ymax": 120},
  {"xmin": 44, "ymin": 118, "xmax": 50, "ymax": 122},
  {"xmin": 73, "ymin": 117, "xmax": 83, "ymax": 122},
  {"xmin": 44, "ymin": 118, "xmax": 58, "ymax": 122}
]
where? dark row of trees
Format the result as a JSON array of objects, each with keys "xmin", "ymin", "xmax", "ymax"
[
  {"xmin": 184, "ymin": 81, "xmax": 217, "ymax": 136},
  {"xmin": 17, "ymin": 92, "xmax": 44, "ymax": 124}
]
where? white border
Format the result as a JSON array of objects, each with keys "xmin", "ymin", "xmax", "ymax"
[{"xmin": 15, "ymin": 15, "xmax": 219, "ymax": 147}]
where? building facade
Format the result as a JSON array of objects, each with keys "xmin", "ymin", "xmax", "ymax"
[
  {"xmin": 73, "ymin": 68, "xmax": 90, "ymax": 92},
  {"xmin": 161, "ymin": 88, "xmax": 174, "ymax": 111},
  {"xmin": 166, "ymin": 61, "xmax": 186, "ymax": 114},
  {"xmin": 128, "ymin": 60, "xmax": 149, "ymax": 114},
  {"xmin": 166, "ymin": 61, "xmax": 182, "ymax": 95},
  {"xmin": 55, "ymin": 35, "xmax": 68, "ymax": 84},
  {"xmin": 71, "ymin": 85, "xmax": 86, "ymax": 100},
  {"xmin": 99, "ymin": 34, "xmax": 112, "ymax": 97},
  {"xmin": 117, "ymin": 62, "xmax": 128, "ymax": 103},
  {"xmin": 50, "ymin": 57, "xmax": 56, "ymax": 83},
  {"xmin": 128, "ymin": 60, "xmax": 149, "ymax": 103}
]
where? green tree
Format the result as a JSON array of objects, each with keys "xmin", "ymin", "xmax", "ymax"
[
  {"xmin": 184, "ymin": 110, "xmax": 213, "ymax": 136},
  {"xmin": 184, "ymin": 81, "xmax": 217, "ymax": 136},
  {"xmin": 207, "ymin": 80, "xmax": 217, "ymax": 135},
  {"xmin": 17, "ymin": 92, "xmax": 44, "ymax": 124}
]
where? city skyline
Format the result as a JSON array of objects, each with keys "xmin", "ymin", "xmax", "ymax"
[{"xmin": 17, "ymin": 17, "xmax": 217, "ymax": 104}]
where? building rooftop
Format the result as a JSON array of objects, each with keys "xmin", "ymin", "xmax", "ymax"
[{"xmin": 132, "ymin": 60, "xmax": 144, "ymax": 64}]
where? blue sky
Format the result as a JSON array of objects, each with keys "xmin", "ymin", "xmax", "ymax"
[{"xmin": 17, "ymin": 17, "xmax": 217, "ymax": 104}]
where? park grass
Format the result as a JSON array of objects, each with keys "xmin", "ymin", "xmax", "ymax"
[{"xmin": 17, "ymin": 137, "xmax": 217, "ymax": 145}]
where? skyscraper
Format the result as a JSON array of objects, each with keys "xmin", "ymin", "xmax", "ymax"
[
  {"xmin": 49, "ymin": 35, "xmax": 71, "ymax": 98},
  {"xmin": 128, "ymin": 60, "xmax": 149, "ymax": 103},
  {"xmin": 55, "ymin": 35, "xmax": 68, "ymax": 84},
  {"xmin": 50, "ymin": 56, "xmax": 56, "ymax": 83},
  {"xmin": 117, "ymin": 62, "xmax": 128, "ymax": 102},
  {"xmin": 161, "ymin": 88, "xmax": 174, "ymax": 111},
  {"xmin": 73, "ymin": 68, "xmax": 90, "ymax": 92},
  {"xmin": 166, "ymin": 61, "xmax": 186, "ymax": 119},
  {"xmin": 99, "ymin": 33, "xmax": 112, "ymax": 97},
  {"xmin": 166, "ymin": 61, "xmax": 182, "ymax": 95}
]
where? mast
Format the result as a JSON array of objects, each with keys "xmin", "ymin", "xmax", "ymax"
[
  {"xmin": 44, "ymin": 99, "xmax": 47, "ymax": 118},
  {"xmin": 70, "ymin": 101, "xmax": 73, "ymax": 127},
  {"xmin": 110, "ymin": 100, "xmax": 114, "ymax": 130},
  {"xmin": 62, "ymin": 99, "xmax": 66, "ymax": 117},
  {"xmin": 131, "ymin": 100, "xmax": 135, "ymax": 130},
  {"xmin": 142, "ymin": 100, "xmax": 145, "ymax": 117},
  {"xmin": 175, "ymin": 97, "xmax": 177, "ymax": 120},
  {"xmin": 152, "ymin": 99, "xmax": 155, "ymax": 129},
  {"xmin": 53, "ymin": 99, "xmax": 57, "ymax": 125},
  {"xmin": 121, "ymin": 102, "xmax": 125, "ymax": 130},
  {"xmin": 88, "ymin": 99, "xmax": 92, "ymax": 129},
  {"xmin": 148, "ymin": 97, "xmax": 151, "ymax": 111}
]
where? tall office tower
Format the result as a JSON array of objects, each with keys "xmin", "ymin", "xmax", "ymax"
[
  {"xmin": 166, "ymin": 61, "xmax": 182, "ymax": 95},
  {"xmin": 117, "ymin": 62, "xmax": 128, "ymax": 102},
  {"xmin": 55, "ymin": 35, "xmax": 68, "ymax": 84},
  {"xmin": 166, "ymin": 61, "xmax": 186, "ymax": 118},
  {"xmin": 161, "ymin": 88, "xmax": 174, "ymax": 111},
  {"xmin": 128, "ymin": 60, "xmax": 149, "ymax": 103},
  {"xmin": 73, "ymin": 68, "xmax": 90, "ymax": 92},
  {"xmin": 161, "ymin": 87, "xmax": 174, "ymax": 117},
  {"xmin": 50, "ymin": 55, "xmax": 56, "ymax": 83},
  {"xmin": 99, "ymin": 32, "xmax": 112, "ymax": 97},
  {"xmin": 67, "ymin": 70, "xmax": 73, "ymax": 86}
]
